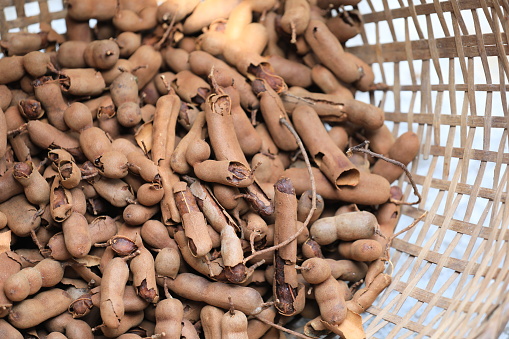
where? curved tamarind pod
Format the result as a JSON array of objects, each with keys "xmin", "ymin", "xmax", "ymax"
[
  {"xmin": 32, "ymin": 76, "xmax": 69, "ymax": 131},
  {"xmin": 100, "ymin": 257, "xmax": 130, "ymax": 329},
  {"xmin": 371, "ymin": 131, "xmax": 420, "ymax": 183},
  {"xmin": 183, "ymin": 0, "xmax": 241, "ymax": 34},
  {"xmin": 292, "ymin": 104, "xmax": 359, "ymax": 188},
  {"xmin": 0, "ymin": 194, "xmax": 41, "ymax": 237}
]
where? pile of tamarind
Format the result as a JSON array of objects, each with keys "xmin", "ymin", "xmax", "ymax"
[{"xmin": 0, "ymin": 0, "xmax": 422, "ymax": 338}]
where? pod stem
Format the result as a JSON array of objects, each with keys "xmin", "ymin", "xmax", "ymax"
[
  {"xmin": 347, "ymin": 140, "xmax": 422, "ymax": 205},
  {"xmin": 243, "ymin": 117, "xmax": 316, "ymax": 264}
]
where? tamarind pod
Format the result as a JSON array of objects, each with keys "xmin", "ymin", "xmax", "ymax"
[
  {"xmin": 154, "ymin": 297, "xmax": 183, "ymax": 339},
  {"xmin": 62, "ymin": 212, "xmax": 91, "ymax": 258},
  {"xmin": 251, "ymin": 153, "xmax": 285, "ymax": 185},
  {"xmin": 0, "ymin": 319, "xmax": 23, "ymax": 339},
  {"xmin": 364, "ymin": 259, "xmax": 386, "ymax": 288},
  {"xmin": 364, "ymin": 124, "xmax": 395, "ymax": 157},
  {"xmin": 311, "ymin": 64, "xmax": 354, "ymax": 99},
  {"xmin": 101, "ymin": 311, "xmax": 145, "ymax": 338},
  {"xmin": 280, "ymin": 0, "xmax": 311, "ymax": 37},
  {"xmin": 182, "ymin": 0, "xmax": 242, "ymax": 34},
  {"xmin": 59, "ymin": 68, "xmax": 106, "ymax": 97},
  {"xmin": 301, "ymin": 258, "xmax": 332, "ymax": 285},
  {"xmin": 221, "ymin": 225, "xmax": 247, "ymax": 283},
  {"xmin": 166, "ymin": 272, "xmax": 264, "ymax": 315},
  {"xmin": 240, "ymin": 181, "xmax": 274, "ymax": 217},
  {"xmin": 49, "ymin": 177, "xmax": 73, "ymax": 222},
  {"xmin": 22, "ymin": 51, "xmax": 52, "ymax": 78},
  {"xmin": 32, "ymin": 77, "xmax": 68, "ymax": 131},
  {"xmin": 0, "ymin": 87, "xmax": 11, "ymax": 111},
  {"xmin": 293, "ymin": 104, "xmax": 359, "ymax": 188},
  {"xmin": 302, "ymin": 238, "xmax": 324, "ymax": 259},
  {"xmin": 110, "ymin": 72, "xmax": 140, "ymax": 108},
  {"xmin": 205, "ymin": 89, "xmax": 250, "ymax": 166},
  {"xmin": 160, "ymin": 47, "xmax": 191, "ymax": 73},
  {"xmin": 57, "ymin": 161, "xmax": 82, "ymax": 189},
  {"xmin": 338, "ymin": 239, "xmax": 384, "ymax": 262},
  {"xmin": 340, "ymin": 52, "xmax": 376, "ymax": 92},
  {"xmin": 281, "ymin": 87, "xmax": 346, "ymax": 123},
  {"xmin": 310, "ymin": 211, "xmax": 377, "ymax": 245},
  {"xmin": 64, "ymin": 15, "xmax": 92, "ymax": 42},
  {"xmin": 153, "ymin": 93, "xmax": 181, "ymax": 224},
  {"xmin": 68, "ymin": 261, "xmax": 102, "ymax": 285},
  {"xmin": 282, "ymin": 167, "xmax": 391, "ymax": 205},
  {"xmin": 157, "ymin": 0, "xmax": 200, "ymax": 23},
  {"xmin": 221, "ymin": 310, "xmax": 249, "ymax": 339},
  {"xmin": 57, "ymin": 41, "xmax": 88, "ymax": 69},
  {"xmin": 187, "ymin": 178, "xmax": 239, "ymax": 233},
  {"xmin": 8, "ymin": 288, "xmax": 72, "ymax": 329},
  {"xmin": 0, "ymin": 194, "xmax": 41, "ymax": 237},
  {"xmin": 304, "ymin": 20, "xmax": 361, "ymax": 83},
  {"xmin": 0, "ymin": 56, "xmax": 25, "ymax": 85},
  {"xmin": 314, "ymin": 276, "xmax": 348, "ymax": 326},
  {"xmin": 0, "ymin": 32, "xmax": 48, "ymax": 56},
  {"xmin": 340, "ymin": 98, "xmax": 385, "ymax": 130},
  {"xmin": 273, "ymin": 178, "xmax": 301, "ymax": 316},
  {"xmin": 181, "ymin": 318, "xmax": 199, "ymax": 339},
  {"xmin": 304, "ymin": 316, "xmax": 330, "ymax": 338},
  {"xmin": 347, "ymin": 273, "xmax": 392, "ymax": 314},
  {"xmin": 201, "ymin": 305, "xmax": 223, "ymax": 339},
  {"xmin": 89, "ymin": 216, "xmax": 118, "ymax": 244},
  {"xmin": 154, "ymin": 72, "xmax": 177, "ymax": 96},
  {"xmin": 128, "ymin": 45, "xmax": 163, "ymax": 89},
  {"xmin": 5, "ymin": 258, "xmax": 64, "ymax": 302},
  {"xmin": 246, "ymin": 305, "xmax": 277, "ymax": 339},
  {"xmin": 113, "ymin": 7, "xmax": 158, "ymax": 32},
  {"xmin": 123, "ymin": 203, "xmax": 159, "ymax": 226},
  {"xmin": 326, "ymin": 259, "xmax": 368, "ymax": 283},
  {"xmin": 13, "ymin": 161, "xmax": 50, "ymax": 207},
  {"xmin": 244, "ymin": 55, "xmax": 287, "ymax": 95},
  {"xmin": 188, "ymin": 51, "xmax": 258, "ymax": 110},
  {"xmin": 66, "ymin": 0, "xmax": 117, "ymax": 21},
  {"xmin": 136, "ymin": 182, "xmax": 164, "ymax": 206},
  {"xmin": 171, "ymin": 111, "xmax": 205, "ymax": 174},
  {"xmin": 47, "ymin": 233, "xmax": 72, "ymax": 261},
  {"xmin": 371, "ymin": 131, "xmax": 420, "ymax": 183},
  {"xmin": 26, "ymin": 120, "xmax": 79, "ymax": 150},
  {"xmin": 140, "ymin": 220, "xmax": 178, "ymax": 251},
  {"xmin": 91, "ymin": 285, "xmax": 150, "ymax": 314},
  {"xmin": 116, "ymin": 32, "xmax": 141, "ymax": 58},
  {"xmin": 174, "ymin": 226, "xmax": 225, "ymax": 280},
  {"xmin": 252, "ymin": 79, "xmax": 298, "ymax": 151},
  {"xmin": 297, "ymin": 190, "xmax": 324, "ymax": 224},
  {"xmin": 174, "ymin": 181, "xmax": 213, "ymax": 258},
  {"xmin": 172, "ymin": 70, "xmax": 211, "ymax": 104},
  {"xmin": 194, "ymin": 160, "xmax": 254, "ymax": 188},
  {"xmin": 154, "ymin": 247, "xmax": 180, "ymax": 279},
  {"xmin": 45, "ymin": 312, "xmax": 93, "ymax": 339},
  {"xmin": 326, "ymin": 11, "xmax": 362, "ymax": 44},
  {"xmin": 222, "ymin": 85, "xmax": 262, "ymax": 156},
  {"xmin": 91, "ymin": 177, "xmax": 134, "ymax": 208},
  {"xmin": 266, "ymin": 55, "xmax": 312, "ymax": 88},
  {"xmin": 0, "ymin": 252, "xmax": 22, "ymax": 317},
  {"xmin": 100, "ymin": 257, "xmax": 130, "ymax": 329},
  {"xmin": 376, "ymin": 186, "xmax": 403, "ymax": 237},
  {"xmin": 129, "ymin": 246, "xmax": 159, "ymax": 303}
]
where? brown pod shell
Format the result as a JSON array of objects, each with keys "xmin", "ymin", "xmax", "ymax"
[
  {"xmin": 116, "ymin": 32, "xmax": 142, "ymax": 58},
  {"xmin": 0, "ymin": 194, "xmax": 41, "ymax": 237},
  {"xmin": 194, "ymin": 160, "xmax": 254, "ymax": 188},
  {"xmin": 304, "ymin": 19, "xmax": 361, "ymax": 83},
  {"xmin": 63, "ymin": 102, "xmax": 94, "ymax": 132},
  {"xmin": 101, "ymin": 311, "xmax": 144, "ymax": 338},
  {"xmin": 123, "ymin": 203, "xmax": 159, "ymax": 226},
  {"xmin": 128, "ymin": 45, "xmax": 163, "ymax": 89},
  {"xmin": 110, "ymin": 71, "xmax": 140, "ymax": 107},
  {"xmin": 292, "ymin": 104, "xmax": 359, "ymax": 188},
  {"xmin": 58, "ymin": 160, "xmax": 82, "ymax": 189},
  {"xmin": 371, "ymin": 131, "xmax": 420, "ymax": 183},
  {"xmin": 310, "ymin": 211, "xmax": 377, "ymax": 245},
  {"xmin": 84, "ymin": 39, "xmax": 120, "ymax": 70},
  {"xmin": 62, "ymin": 211, "xmax": 92, "ymax": 258},
  {"xmin": 79, "ymin": 126, "xmax": 112, "ymax": 163},
  {"xmin": 57, "ymin": 41, "xmax": 88, "ymax": 68},
  {"xmin": 50, "ymin": 177, "xmax": 73, "ymax": 223},
  {"xmin": 66, "ymin": 0, "xmax": 117, "ymax": 21},
  {"xmin": 59, "ymin": 68, "xmax": 106, "ymax": 97},
  {"xmin": 283, "ymin": 167, "xmax": 391, "ymax": 205},
  {"xmin": 154, "ymin": 247, "xmax": 180, "ymax": 279},
  {"xmin": 0, "ymin": 56, "xmax": 25, "ymax": 85},
  {"xmin": 154, "ymin": 297, "xmax": 183, "ymax": 339},
  {"xmin": 326, "ymin": 259, "xmax": 368, "ymax": 283},
  {"xmin": 267, "ymin": 55, "xmax": 312, "ymax": 88},
  {"xmin": 314, "ymin": 276, "xmax": 348, "ymax": 326},
  {"xmin": 32, "ymin": 77, "xmax": 69, "ymax": 131},
  {"xmin": 8, "ymin": 288, "xmax": 73, "ymax": 329},
  {"xmin": 338, "ymin": 239, "xmax": 384, "ymax": 262},
  {"xmin": 91, "ymin": 177, "xmax": 134, "ymax": 207},
  {"xmin": 136, "ymin": 183, "xmax": 164, "ymax": 206},
  {"xmin": 22, "ymin": 51, "xmax": 52, "ymax": 78},
  {"xmin": 130, "ymin": 247, "xmax": 159, "ymax": 303},
  {"xmin": 0, "ymin": 319, "xmax": 23, "ymax": 339},
  {"xmin": 100, "ymin": 257, "xmax": 130, "ymax": 329}
]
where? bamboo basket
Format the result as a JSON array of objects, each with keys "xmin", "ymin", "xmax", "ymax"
[{"xmin": 1, "ymin": 1, "xmax": 508, "ymax": 338}]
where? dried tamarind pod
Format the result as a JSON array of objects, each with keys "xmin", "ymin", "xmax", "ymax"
[
  {"xmin": 338, "ymin": 239, "xmax": 384, "ymax": 262},
  {"xmin": 0, "ymin": 194, "xmax": 41, "ymax": 237},
  {"xmin": 0, "ymin": 56, "xmax": 25, "ymax": 85},
  {"xmin": 8, "ymin": 288, "xmax": 73, "ymax": 329},
  {"xmin": 12, "ymin": 160, "xmax": 50, "ymax": 207},
  {"xmin": 310, "ymin": 211, "xmax": 377, "ymax": 245},
  {"xmin": 100, "ymin": 256, "xmax": 132, "ymax": 329}
]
